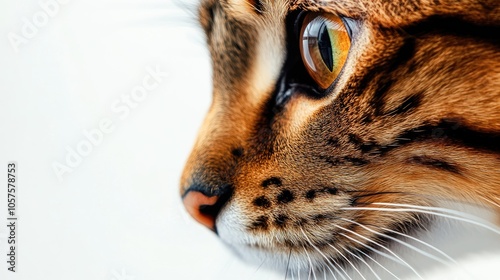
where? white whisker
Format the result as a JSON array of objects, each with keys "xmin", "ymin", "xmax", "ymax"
[
  {"xmin": 481, "ymin": 197, "xmax": 500, "ymax": 209},
  {"xmin": 342, "ymin": 205, "xmax": 500, "ymax": 235},
  {"xmin": 342, "ymin": 246, "xmax": 382, "ymax": 280},
  {"xmin": 379, "ymin": 226, "xmax": 457, "ymax": 265},
  {"xmin": 334, "ymin": 224, "xmax": 424, "ymax": 280},
  {"xmin": 299, "ymin": 228, "xmax": 339, "ymax": 280},
  {"xmin": 248, "ymin": 256, "xmax": 268, "ymax": 280},
  {"xmin": 373, "ymin": 202, "xmax": 492, "ymax": 221},
  {"xmin": 302, "ymin": 247, "xmax": 318, "ymax": 280},
  {"xmin": 329, "ymin": 258, "xmax": 352, "ymax": 280},
  {"xmin": 327, "ymin": 243, "xmax": 367, "ymax": 280},
  {"xmin": 353, "ymin": 247, "xmax": 401, "ymax": 280},
  {"xmin": 302, "ymin": 245, "xmax": 317, "ymax": 280},
  {"xmin": 338, "ymin": 232, "xmax": 404, "ymax": 266},
  {"xmin": 341, "ymin": 218, "xmax": 453, "ymax": 267},
  {"xmin": 285, "ymin": 250, "xmax": 291, "ymax": 280}
]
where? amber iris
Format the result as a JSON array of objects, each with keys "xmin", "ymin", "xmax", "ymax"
[{"xmin": 300, "ymin": 13, "xmax": 351, "ymax": 90}]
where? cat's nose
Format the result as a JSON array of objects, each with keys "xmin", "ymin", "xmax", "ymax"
[{"xmin": 182, "ymin": 185, "xmax": 232, "ymax": 231}]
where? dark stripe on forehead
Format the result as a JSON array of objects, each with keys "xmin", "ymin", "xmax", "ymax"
[
  {"xmin": 343, "ymin": 15, "xmax": 499, "ymax": 112},
  {"xmin": 353, "ymin": 119, "xmax": 500, "ymax": 157},
  {"xmin": 392, "ymin": 119, "xmax": 500, "ymax": 154},
  {"xmin": 408, "ymin": 156, "xmax": 461, "ymax": 174},
  {"xmin": 383, "ymin": 92, "xmax": 423, "ymax": 116},
  {"xmin": 339, "ymin": 36, "xmax": 416, "ymax": 121},
  {"xmin": 339, "ymin": 35, "xmax": 416, "ymax": 117},
  {"xmin": 403, "ymin": 15, "xmax": 500, "ymax": 46}
]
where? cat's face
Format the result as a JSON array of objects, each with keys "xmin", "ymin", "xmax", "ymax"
[{"xmin": 181, "ymin": 0, "xmax": 500, "ymax": 276}]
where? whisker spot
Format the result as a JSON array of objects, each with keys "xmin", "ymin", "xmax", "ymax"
[
  {"xmin": 262, "ymin": 177, "xmax": 283, "ymax": 188},
  {"xmin": 277, "ymin": 189, "xmax": 295, "ymax": 204}
]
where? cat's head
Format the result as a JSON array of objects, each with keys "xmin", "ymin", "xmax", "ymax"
[{"xmin": 180, "ymin": 0, "xmax": 499, "ymax": 274}]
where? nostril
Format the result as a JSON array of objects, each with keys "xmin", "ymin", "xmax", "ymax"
[
  {"xmin": 183, "ymin": 191, "xmax": 219, "ymax": 230},
  {"xmin": 182, "ymin": 184, "xmax": 233, "ymax": 232}
]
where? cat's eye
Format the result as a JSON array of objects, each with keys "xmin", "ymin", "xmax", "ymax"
[{"xmin": 299, "ymin": 13, "xmax": 351, "ymax": 90}]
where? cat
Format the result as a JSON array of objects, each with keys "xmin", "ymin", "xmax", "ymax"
[{"xmin": 180, "ymin": 0, "xmax": 500, "ymax": 279}]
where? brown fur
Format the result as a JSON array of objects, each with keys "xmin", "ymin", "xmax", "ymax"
[{"xmin": 181, "ymin": 0, "xmax": 500, "ymax": 274}]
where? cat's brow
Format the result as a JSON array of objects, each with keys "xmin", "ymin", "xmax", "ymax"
[
  {"xmin": 247, "ymin": 0, "xmax": 264, "ymax": 14},
  {"xmin": 198, "ymin": 0, "xmax": 217, "ymax": 34},
  {"xmin": 226, "ymin": 0, "xmax": 266, "ymax": 15}
]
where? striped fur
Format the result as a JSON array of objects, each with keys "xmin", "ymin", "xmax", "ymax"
[{"xmin": 181, "ymin": 0, "xmax": 500, "ymax": 277}]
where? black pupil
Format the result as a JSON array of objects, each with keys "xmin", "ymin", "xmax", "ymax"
[{"xmin": 317, "ymin": 21, "xmax": 334, "ymax": 72}]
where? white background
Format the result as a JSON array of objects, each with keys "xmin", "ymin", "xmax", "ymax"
[{"xmin": 0, "ymin": 1, "xmax": 499, "ymax": 280}]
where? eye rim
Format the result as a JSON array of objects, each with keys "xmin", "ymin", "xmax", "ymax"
[
  {"xmin": 294, "ymin": 11, "xmax": 359, "ymax": 42},
  {"xmin": 274, "ymin": 11, "xmax": 360, "ymax": 106},
  {"xmin": 298, "ymin": 12, "xmax": 354, "ymax": 92}
]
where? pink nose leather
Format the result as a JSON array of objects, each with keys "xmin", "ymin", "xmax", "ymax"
[{"xmin": 183, "ymin": 191, "xmax": 219, "ymax": 231}]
